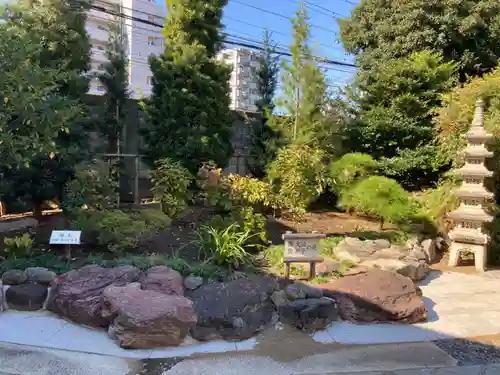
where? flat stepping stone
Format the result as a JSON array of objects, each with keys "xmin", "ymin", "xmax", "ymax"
[{"xmin": 5, "ymin": 283, "xmax": 48, "ymax": 311}]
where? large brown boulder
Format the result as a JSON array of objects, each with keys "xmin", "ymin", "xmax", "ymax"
[
  {"xmin": 189, "ymin": 276, "xmax": 278, "ymax": 341},
  {"xmin": 319, "ymin": 269, "xmax": 427, "ymax": 324},
  {"xmin": 46, "ymin": 265, "xmax": 140, "ymax": 327},
  {"xmin": 139, "ymin": 266, "xmax": 184, "ymax": 296},
  {"xmin": 102, "ymin": 284, "xmax": 197, "ymax": 349}
]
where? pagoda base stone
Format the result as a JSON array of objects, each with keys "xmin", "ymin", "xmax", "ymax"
[{"xmin": 448, "ymin": 241, "xmax": 487, "ymax": 272}]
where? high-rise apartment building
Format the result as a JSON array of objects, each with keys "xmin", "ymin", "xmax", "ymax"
[
  {"xmin": 86, "ymin": 0, "xmax": 165, "ymax": 99},
  {"xmin": 217, "ymin": 48, "xmax": 262, "ymax": 112}
]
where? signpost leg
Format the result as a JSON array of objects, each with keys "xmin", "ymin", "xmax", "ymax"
[
  {"xmin": 309, "ymin": 261, "xmax": 316, "ymax": 280},
  {"xmin": 284, "ymin": 262, "xmax": 291, "ymax": 279},
  {"xmin": 65, "ymin": 244, "xmax": 71, "ymax": 260}
]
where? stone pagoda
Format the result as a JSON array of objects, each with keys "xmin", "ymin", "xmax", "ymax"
[{"xmin": 448, "ymin": 98, "xmax": 494, "ymax": 272}]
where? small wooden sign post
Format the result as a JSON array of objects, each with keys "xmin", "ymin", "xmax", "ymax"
[
  {"xmin": 49, "ymin": 230, "xmax": 82, "ymax": 260},
  {"xmin": 282, "ymin": 231, "xmax": 325, "ymax": 279}
]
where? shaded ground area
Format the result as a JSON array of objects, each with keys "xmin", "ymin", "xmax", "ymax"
[{"xmin": 0, "ymin": 207, "xmax": 397, "ymax": 264}]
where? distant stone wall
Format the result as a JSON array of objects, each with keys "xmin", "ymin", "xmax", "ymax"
[{"xmin": 84, "ymin": 95, "xmax": 259, "ymax": 201}]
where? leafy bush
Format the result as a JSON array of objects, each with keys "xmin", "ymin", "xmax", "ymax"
[
  {"xmin": 132, "ymin": 208, "xmax": 172, "ymax": 231},
  {"xmin": 62, "ymin": 159, "xmax": 118, "ymax": 215},
  {"xmin": 267, "ymin": 145, "xmax": 327, "ymax": 217},
  {"xmin": 3, "ymin": 233, "xmax": 34, "ymax": 258},
  {"xmin": 194, "ymin": 223, "xmax": 258, "ymax": 269},
  {"xmin": 328, "ymin": 153, "xmax": 378, "ymax": 194},
  {"xmin": 339, "ymin": 176, "xmax": 418, "ymax": 228},
  {"xmin": 70, "ymin": 210, "xmax": 148, "ymax": 253},
  {"xmin": 150, "ymin": 158, "xmax": 193, "ymax": 218}
]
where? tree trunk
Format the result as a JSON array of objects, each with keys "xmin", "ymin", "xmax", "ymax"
[
  {"xmin": 379, "ymin": 219, "xmax": 384, "ymax": 230},
  {"xmin": 32, "ymin": 202, "xmax": 43, "ymax": 221},
  {"xmin": 0, "ymin": 201, "xmax": 5, "ymax": 217}
]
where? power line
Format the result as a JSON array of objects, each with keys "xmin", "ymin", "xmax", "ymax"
[
  {"xmin": 224, "ymin": 15, "xmax": 347, "ymax": 53},
  {"xmin": 87, "ymin": 1, "xmax": 357, "ymax": 68},
  {"xmin": 230, "ymin": 0, "xmax": 337, "ymax": 34}
]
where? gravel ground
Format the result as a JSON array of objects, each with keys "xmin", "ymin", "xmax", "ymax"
[{"xmin": 434, "ymin": 339, "xmax": 500, "ymax": 366}]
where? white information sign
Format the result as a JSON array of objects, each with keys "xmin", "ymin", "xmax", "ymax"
[
  {"xmin": 282, "ymin": 232, "xmax": 325, "ymax": 261},
  {"xmin": 285, "ymin": 239, "xmax": 319, "ymax": 259},
  {"xmin": 49, "ymin": 230, "xmax": 82, "ymax": 245}
]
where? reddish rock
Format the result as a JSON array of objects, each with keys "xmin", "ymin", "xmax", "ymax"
[
  {"xmin": 319, "ymin": 269, "xmax": 427, "ymax": 324},
  {"xmin": 140, "ymin": 266, "xmax": 184, "ymax": 296},
  {"xmin": 102, "ymin": 284, "xmax": 197, "ymax": 349},
  {"xmin": 46, "ymin": 265, "xmax": 140, "ymax": 327}
]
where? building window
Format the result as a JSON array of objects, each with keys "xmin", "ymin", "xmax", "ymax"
[
  {"xmin": 148, "ymin": 36, "xmax": 155, "ymax": 46},
  {"xmin": 98, "ymin": 63, "xmax": 105, "ymax": 70},
  {"xmin": 148, "ymin": 15, "xmax": 154, "ymax": 23},
  {"xmin": 97, "ymin": 25, "xmax": 107, "ymax": 31},
  {"xmin": 97, "ymin": 83, "xmax": 105, "ymax": 92},
  {"xmin": 147, "ymin": 76, "xmax": 152, "ymax": 85}
]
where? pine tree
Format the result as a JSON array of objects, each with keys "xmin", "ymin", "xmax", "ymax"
[
  {"xmin": 142, "ymin": 0, "xmax": 232, "ymax": 174},
  {"xmin": 275, "ymin": 2, "xmax": 329, "ymax": 148},
  {"xmin": 247, "ymin": 29, "xmax": 281, "ymax": 178},
  {"xmin": 98, "ymin": 20, "xmax": 130, "ymax": 153}
]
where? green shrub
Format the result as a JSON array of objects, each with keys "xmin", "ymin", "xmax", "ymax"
[
  {"xmin": 267, "ymin": 145, "xmax": 327, "ymax": 218},
  {"xmin": 340, "ymin": 176, "xmax": 418, "ymax": 228},
  {"xmin": 150, "ymin": 158, "xmax": 193, "ymax": 218},
  {"xmin": 194, "ymin": 223, "xmax": 257, "ymax": 269},
  {"xmin": 133, "ymin": 208, "xmax": 172, "ymax": 231},
  {"xmin": 328, "ymin": 153, "xmax": 378, "ymax": 194},
  {"xmin": 62, "ymin": 159, "xmax": 118, "ymax": 215},
  {"xmin": 3, "ymin": 233, "xmax": 34, "ymax": 258},
  {"xmin": 70, "ymin": 210, "xmax": 147, "ymax": 253}
]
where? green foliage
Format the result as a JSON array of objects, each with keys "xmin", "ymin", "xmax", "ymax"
[
  {"xmin": 132, "ymin": 208, "xmax": 172, "ymax": 231},
  {"xmin": 343, "ymin": 51, "xmax": 458, "ymax": 189},
  {"xmin": 2, "ymin": 0, "xmax": 94, "ymax": 215},
  {"xmin": 340, "ymin": 0, "xmax": 500, "ymax": 81},
  {"xmin": 3, "ymin": 234, "xmax": 34, "ymax": 258},
  {"xmin": 340, "ymin": 176, "xmax": 418, "ymax": 228},
  {"xmin": 150, "ymin": 158, "xmax": 193, "ymax": 218},
  {"xmin": 142, "ymin": 0, "xmax": 232, "ymax": 174},
  {"xmin": 274, "ymin": 3, "xmax": 334, "ymax": 152},
  {"xmin": 267, "ymin": 144, "xmax": 327, "ymax": 217},
  {"xmin": 0, "ymin": 25, "xmax": 81, "ymax": 166},
  {"xmin": 98, "ymin": 20, "xmax": 129, "ymax": 153},
  {"xmin": 62, "ymin": 159, "xmax": 118, "ymax": 215},
  {"xmin": 248, "ymin": 29, "xmax": 282, "ymax": 178},
  {"xmin": 328, "ymin": 153, "xmax": 378, "ymax": 194},
  {"xmin": 194, "ymin": 223, "xmax": 257, "ymax": 268},
  {"xmin": 70, "ymin": 210, "xmax": 149, "ymax": 253}
]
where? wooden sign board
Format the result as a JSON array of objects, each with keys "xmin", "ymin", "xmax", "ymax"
[
  {"xmin": 49, "ymin": 230, "xmax": 82, "ymax": 245},
  {"xmin": 282, "ymin": 232, "xmax": 325, "ymax": 279}
]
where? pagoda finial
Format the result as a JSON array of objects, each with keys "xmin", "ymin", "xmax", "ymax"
[{"xmin": 472, "ymin": 98, "xmax": 485, "ymax": 127}]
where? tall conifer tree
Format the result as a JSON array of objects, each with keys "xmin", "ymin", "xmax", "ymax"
[{"xmin": 142, "ymin": 0, "xmax": 232, "ymax": 173}]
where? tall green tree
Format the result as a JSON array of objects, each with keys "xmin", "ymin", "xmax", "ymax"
[
  {"xmin": 274, "ymin": 2, "xmax": 333, "ymax": 151},
  {"xmin": 1, "ymin": 0, "xmax": 92, "ymax": 217},
  {"xmin": 340, "ymin": 0, "xmax": 500, "ymax": 82},
  {"xmin": 247, "ymin": 29, "xmax": 281, "ymax": 178},
  {"xmin": 343, "ymin": 51, "xmax": 457, "ymax": 189},
  {"xmin": 142, "ymin": 0, "xmax": 232, "ymax": 174},
  {"xmin": 98, "ymin": 20, "xmax": 130, "ymax": 153},
  {"xmin": 0, "ymin": 24, "xmax": 80, "ymax": 167}
]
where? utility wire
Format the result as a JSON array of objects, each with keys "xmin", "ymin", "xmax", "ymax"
[
  {"xmin": 229, "ymin": 0, "xmax": 337, "ymax": 34},
  {"xmin": 224, "ymin": 15, "xmax": 347, "ymax": 53},
  {"xmin": 88, "ymin": 2, "xmax": 356, "ymax": 68}
]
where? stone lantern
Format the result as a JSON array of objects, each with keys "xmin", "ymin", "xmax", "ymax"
[{"xmin": 448, "ymin": 99, "xmax": 494, "ymax": 271}]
